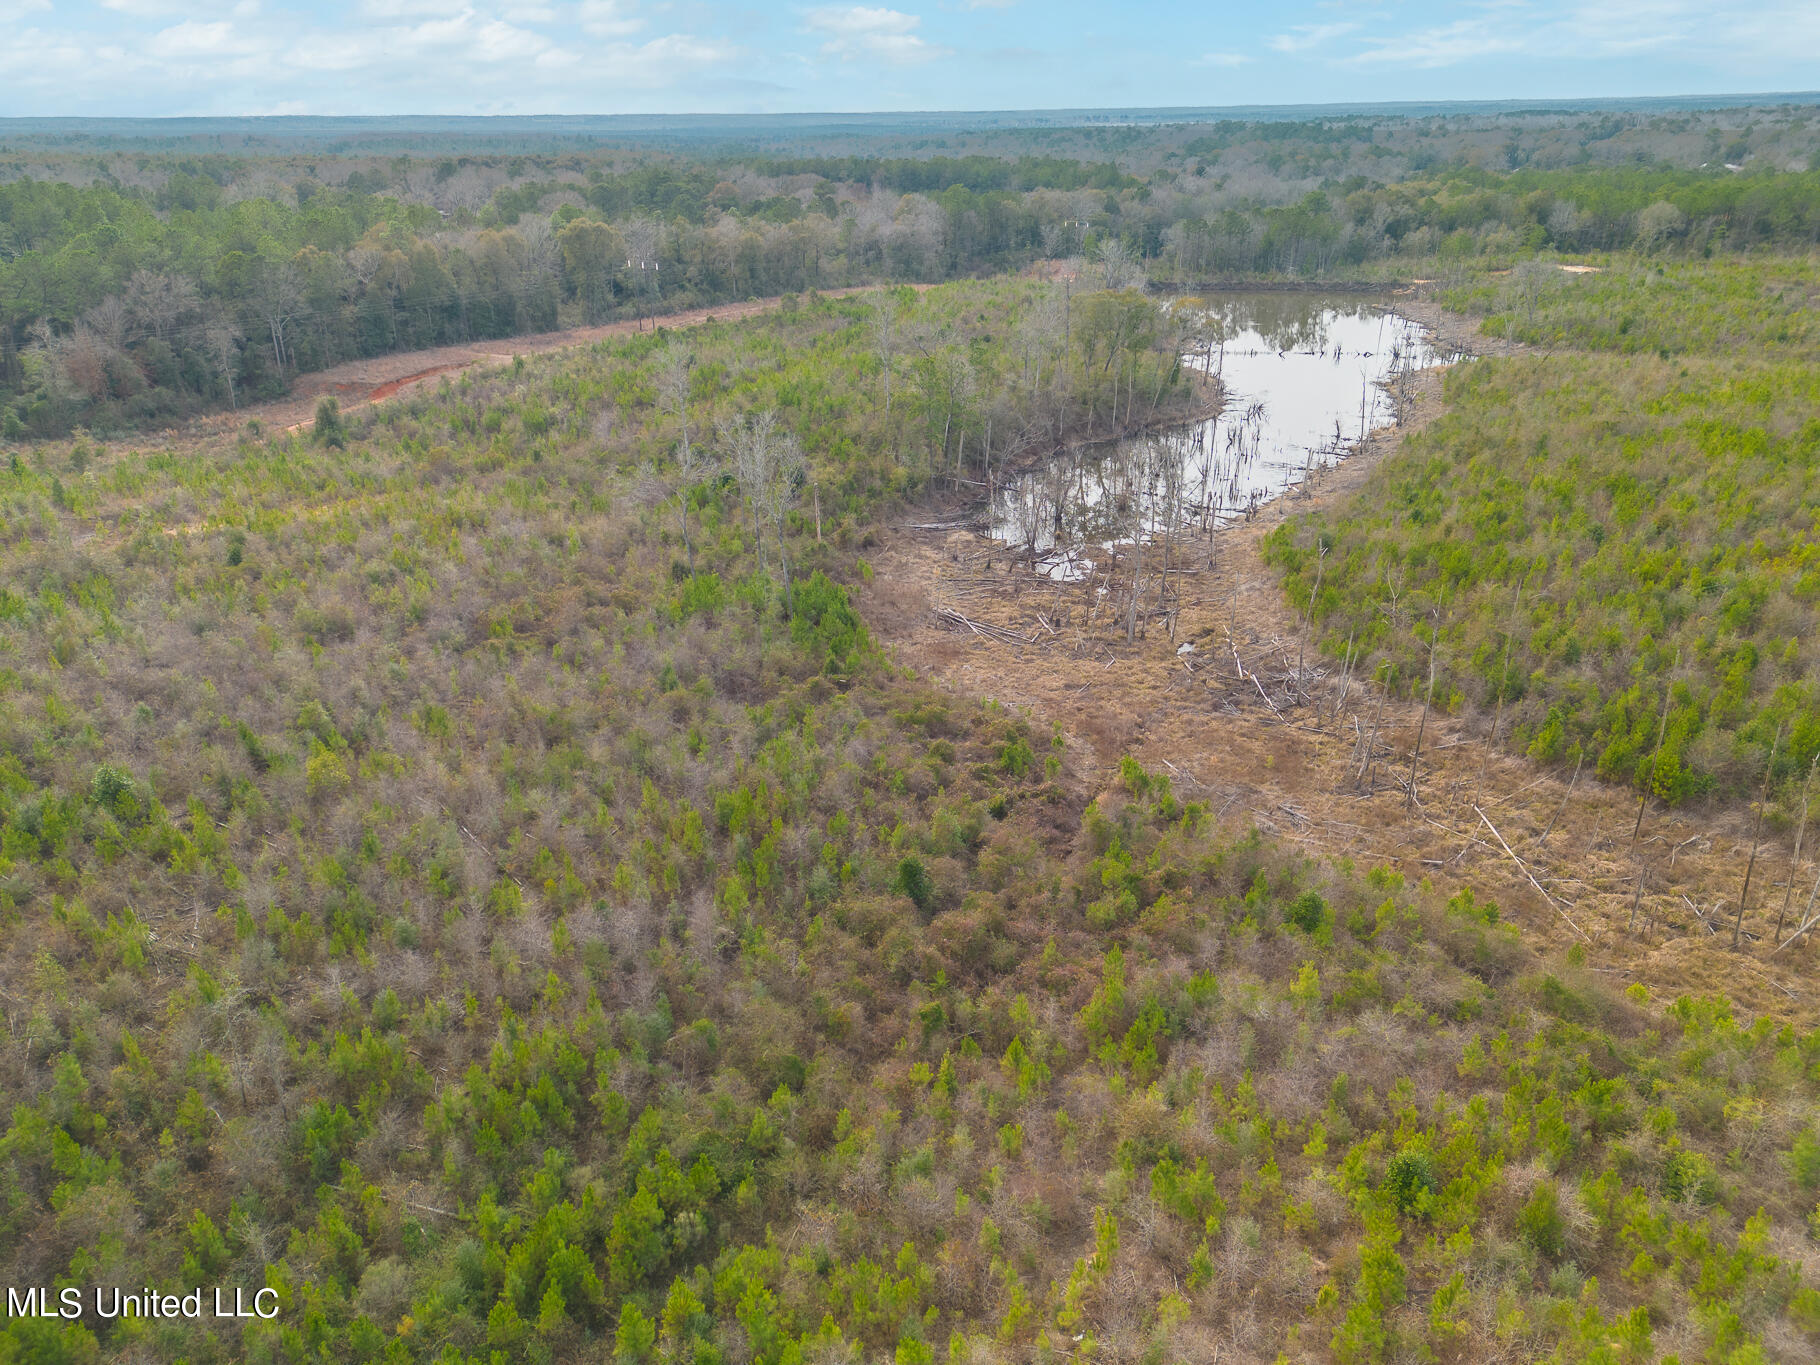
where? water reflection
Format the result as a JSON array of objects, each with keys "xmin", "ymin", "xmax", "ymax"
[{"xmin": 991, "ymin": 293, "xmax": 1459, "ymax": 569}]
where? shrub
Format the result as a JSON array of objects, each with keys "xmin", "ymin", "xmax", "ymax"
[
  {"xmin": 1663, "ymin": 1149, "xmax": 1721, "ymax": 1205},
  {"xmin": 677, "ymin": 571, "xmax": 725, "ymax": 618},
  {"xmin": 1517, "ymin": 1182, "xmax": 1566, "ymax": 1260},
  {"xmin": 1286, "ymin": 890, "xmax": 1328, "ymax": 934},
  {"xmin": 314, "ymin": 395, "xmax": 346, "ymax": 449},
  {"xmin": 897, "ymin": 856, "xmax": 934, "ymax": 914},
  {"xmin": 1791, "ymin": 1129, "xmax": 1820, "ymax": 1191},
  {"xmin": 998, "ymin": 736, "xmax": 1035, "ymax": 778},
  {"xmin": 790, "ymin": 571, "xmax": 868, "ymax": 673},
  {"xmin": 615, "ymin": 1301, "xmax": 656, "ymax": 1361},
  {"xmin": 88, "ymin": 765, "xmax": 136, "ymax": 819},
  {"xmin": 1381, "ymin": 1148, "xmax": 1438, "ymax": 1216}
]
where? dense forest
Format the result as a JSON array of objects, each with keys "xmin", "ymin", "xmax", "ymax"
[
  {"xmin": 4, "ymin": 103, "xmax": 1820, "ymax": 436},
  {"xmin": 3, "ymin": 277, "xmax": 1819, "ymax": 1365}
]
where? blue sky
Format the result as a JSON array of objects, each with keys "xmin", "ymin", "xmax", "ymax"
[{"xmin": 0, "ymin": 0, "xmax": 1815, "ymax": 118}]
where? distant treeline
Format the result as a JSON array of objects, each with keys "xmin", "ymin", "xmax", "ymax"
[
  {"xmin": 743, "ymin": 155, "xmax": 1137, "ymax": 194},
  {"xmin": 5, "ymin": 146, "xmax": 1820, "ymax": 436},
  {"xmin": 1159, "ymin": 166, "xmax": 1820, "ymax": 279}
]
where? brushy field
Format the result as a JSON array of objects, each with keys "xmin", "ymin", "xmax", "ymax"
[
  {"xmin": 1267, "ymin": 257, "xmax": 1820, "ymax": 808},
  {"xmin": 1, "ymin": 278, "xmax": 1819, "ymax": 1365}
]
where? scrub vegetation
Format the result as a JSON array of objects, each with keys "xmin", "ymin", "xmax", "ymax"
[
  {"xmin": 1267, "ymin": 258, "xmax": 1820, "ymax": 808},
  {"xmin": 6, "ymin": 104, "xmax": 1820, "ymax": 1365},
  {"xmin": 2, "ymin": 271, "xmax": 1819, "ymax": 1365}
]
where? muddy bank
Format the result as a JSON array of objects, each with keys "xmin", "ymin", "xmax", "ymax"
[
  {"xmin": 1393, "ymin": 285, "xmax": 1531, "ymax": 359},
  {"xmin": 862, "ymin": 295, "xmax": 1817, "ymax": 1025}
]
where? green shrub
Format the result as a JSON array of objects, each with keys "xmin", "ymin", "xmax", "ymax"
[
  {"xmin": 88, "ymin": 764, "xmax": 136, "ymax": 819},
  {"xmin": 1517, "ymin": 1182, "xmax": 1566, "ymax": 1260},
  {"xmin": 677, "ymin": 571, "xmax": 725, "ymax": 618},
  {"xmin": 1286, "ymin": 890, "xmax": 1328, "ymax": 934},
  {"xmin": 998, "ymin": 737, "xmax": 1035, "ymax": 778},
  {"xmin": 1381, "ymin": 1148, "xmax": 1437, "ymax": 1216},
  {"xmin": 790, "ymin": 571, "xmax": 869, "ymax": 673},
  {"xmin": 314, "ymin": 395, "xmax": 346, "ymax": 449},
  {"xmin": 1663, "ymin": 1149, "xmax": 1721, "ymax": 1204},
  {"xmin": 897, "ymin": 856, "xmax": 933, "ymax": 913},
  {"xmin": 1791, "ymin": 1129, "xmax": 1820, "ymax": 1191}
]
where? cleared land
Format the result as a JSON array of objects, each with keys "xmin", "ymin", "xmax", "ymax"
[
  {"xmin": 866, "ymin": 287, "xmax": 1819, "ymax": 1026},
  {"xmin": 206, "ymin": 288, "xmax": 912, "ymax": 432}
]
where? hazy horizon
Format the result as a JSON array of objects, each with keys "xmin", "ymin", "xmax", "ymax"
[{"xmin": 3, "ymin": 0, "xmax": 1819, "ymax": 119}]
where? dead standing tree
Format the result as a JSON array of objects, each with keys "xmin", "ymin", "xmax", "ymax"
[
  {"xmin": 1627, "ymin": 652, "xmax": 1679, "ymax": 934},
  {"xmin": 1125, "ymin": 441, "xmax": 1153, "ymax": 642},
  {"xmin": 204, "ymin": 315, "xmax": 243, "ymax": 409},
  {"xmin": 1732, "ymin": 723, "xmax": 1784, "ymax": 950},
  {"xmin": 723, "ymin": 410, "xmax": 806, "ymax": 615},
  {"xmin": 1776, "ymin": 752, "xmax": 1820, "ymax": 942},
  {"xmin": 870, "ymin": 289, "xmax": 900, "ymax": 420},
  {"xmin": 656, "ymin": 343, "xmax": 709, "ymax": 578},
  {"xmin": 723, "ymin": 411, "xmax": 775, "ymax": 569},
  {"xmin": 1405, "ymin": 606, "xmax": 1442, "ymax": 813},
  {"xmin": 255, "ymin": 263, "xmax": 304, "ymax": 374}
]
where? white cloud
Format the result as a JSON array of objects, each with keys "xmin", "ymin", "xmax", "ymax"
[
  {"xmin": 147, "ymin": 20, "xmax": 268, "ymax": 59},
  {"xmin": 0, "ymin": 0, "xmax": 728, "ymax": 111},
  {"xmin": 1559, "ymin": 0, "xmax": 1696, "ymax": 55},
  {"xmin": 358, "ymin": 0, "xmax": 447, "ymax": 15},
  {"xmin": 803, "ymin": 6, "xmax": 950, "ymax": 64},
  {"xmin": 1265, "ymin": 21, "xmax": 1359, "ymax": 54},
  {"xmin": 97, "ymin": 0, "xmax": 186, "ymax": 15},
  {"xmin": 1344, "ymin": 18, "xmax": 1523, "ymax": 68},
  {"xmin": 471, "ymin": 17, "xmax": 552, "ymax": 60},
  {"xmin": 290, "ymin": 32, "xmax": 383, "ymax": 71},
  {"xmin": 1712, "ymin": 1, "xmax": 1820, "ymax": 61},
  {"xmin": 1338, "ymin": 0, "xmax": 1820, "ymax": 71},
  {"xmin": 8, "ymin": 0, "xmax": 1820, "ymax": 117},
  {"xmin": 0, "ymin": 28, "xmax": 85, "ymax": 82},
  {"xmin": 578, "ymin": 0, "xmax": 643, "ymax": 38},
  {"xmin": 591, "ymin": 33, "xmax": 738, "ymax": 86}
]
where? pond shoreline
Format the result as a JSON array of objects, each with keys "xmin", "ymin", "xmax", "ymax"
[
  {"xmin": 931, "ymin": 368, "xmax": 1228, "ymax": 526},
  {"xmin": 983, "ymin": 292, "xmax": 1462, "ymax": 557},
  {"xmin": 1151, "ymin": 278, "xmax": 1403, "ymax": 294}
]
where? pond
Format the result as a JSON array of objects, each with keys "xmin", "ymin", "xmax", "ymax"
[{"xmin": 989, "ymin": 292, "xmax": 1461, "ymax": 575}]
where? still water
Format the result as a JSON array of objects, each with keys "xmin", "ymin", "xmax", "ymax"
[{"xmin": 990, "ymin": 293, "xmax": 1459, "ymax": 575}]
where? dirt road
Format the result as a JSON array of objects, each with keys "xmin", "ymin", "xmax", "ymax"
[
  {"xmin": 188, "ymin": 287, "xmax": 912, "ymax": 435},
  {"xmin": 863, "ymin": 291, "xmax": 1816, "ymax": 1024}
]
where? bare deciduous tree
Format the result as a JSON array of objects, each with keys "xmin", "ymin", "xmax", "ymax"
[
  {"xmin": 126, "ymin": 269, "xmax": 200, "ymax": 344},
  {"xmin": 656, "ymin": 343, "xmax": 709, "ymax": 577},
  {"xmin": 722, "ymin": 409, "xmax": 806, "ymax": 613},
  {"xmin": 205, "ymin": 315, "xmax": 243, "ymax": 409},
  {"xmin": 255, "ymin": 263, "xmax": 304, "ymax": 372},
  {"xmin": 869, "ymin": 290, "xmax": 900, "ymax": 420},
  {"xmin": 84, "ymin": 295, "xmax": 130, "ymax": 350},
  {"xmin": 1095, "ymin": 238, "xmax": 1146, "ymax": 291}
]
